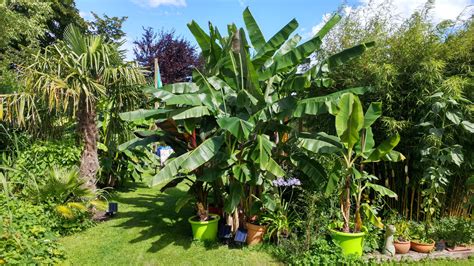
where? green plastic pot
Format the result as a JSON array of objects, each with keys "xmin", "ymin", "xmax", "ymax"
[
  {"xmin": 188, "ymin": 214, "xmax": 220, "ymax": 241},
  {"xmin": 329, "ymin": 226, "xmax": 367, "ymax": 257}
]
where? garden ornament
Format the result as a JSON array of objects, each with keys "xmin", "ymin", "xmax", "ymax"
[{"xmin": 384, "ymin": 224, "xmax": 396, "ymax": 256}]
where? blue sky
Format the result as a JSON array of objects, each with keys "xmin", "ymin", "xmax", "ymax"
[
  {"xmin": 77, "ymin": 0, "xmax": 355, "ymax": 59},
  {"xmin": 76, "ymin": 0, "xmax": 473, "ymax": 59}
]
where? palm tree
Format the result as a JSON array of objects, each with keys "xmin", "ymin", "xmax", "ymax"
[{"xmin": 0, "ymin": 25, "xmax": 146, "ymax": 189}]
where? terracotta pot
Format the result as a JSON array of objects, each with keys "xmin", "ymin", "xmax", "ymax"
[
  {"xmin": 246, "ymin": 222, "xmax": 266, "ymax": 245},
  {"xmin": 411, "ymin": 239, "xmax": 435, "ymax": 253},
  {"xmin": 394, "ymin": 240, "xmax": 411, "ymax": 254}
]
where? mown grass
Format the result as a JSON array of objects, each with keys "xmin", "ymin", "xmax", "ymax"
[
  {"xmin": 60, "ymin": 180, "xmax": 280, "ymax": 265},
  {"xmin": 60, "ymin": 179, "xmax": 473, "ymax": 265}
]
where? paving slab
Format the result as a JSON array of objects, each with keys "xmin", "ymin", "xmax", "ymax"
[{"xmin": 365, "ymin": 249, "xmax": 473, "ymax": 263}]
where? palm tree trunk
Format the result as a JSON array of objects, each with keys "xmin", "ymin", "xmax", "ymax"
[{"xmin": 78, "ymin": 95, "xmax": 99, "ymax": 191}]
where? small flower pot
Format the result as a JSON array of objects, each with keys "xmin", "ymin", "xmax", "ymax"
[
  {"xmin": 394, "ymin": 240, "xmax": 411, "ymax": 254},
  {"xmin": 411, "ymin": 239, "xmax": 435, "ymax": 253},
  {"xmin": 246, "ymin": 222, "xmax": 266, "ymax": 245},
  {"xmin": 188, "ymin": 214, "xmax": 220, "ymax": 241},
  {"xmin": 329, "ymin": 226, "xmax": 367, "ymax": 257}
]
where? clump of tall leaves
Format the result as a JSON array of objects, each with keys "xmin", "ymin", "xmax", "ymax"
[
  {"xmin": 121, "ymin": 8, "xmax": 375, "ymax": 226},
  {"xmin": 418, "ymin": 91, "xmax": 473, "ymax": 220},
  {"xmin": 26, "ymin": 166, "xmax": 107, "ymax": 220},
  {"xmin": 298, "ymin": 93, "xmax": 404, "ymax": 232},
  {"xmin": 310, "ymin": 1, "xmax": 474, "ymax": 219}
]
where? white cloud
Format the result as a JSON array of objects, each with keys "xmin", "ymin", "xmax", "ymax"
[
  {"xmin": 132, "ymin": 0, "xmax": 187, "ymax": 8},
  {"xmin": 358, "ymin": 0, "xmax": 472, "ymax": 22},
  {"xmin": 306, "ymin": 0, "xmax": 472, "ymax": 40},
  {"xmin": 79, "ymin": 11, "xmax": 92, "ymax": 20}
]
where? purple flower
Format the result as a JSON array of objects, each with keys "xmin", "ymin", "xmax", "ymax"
[{"xmin": 272, "ymin": 177, "xmax": 301, "ymax": 187}]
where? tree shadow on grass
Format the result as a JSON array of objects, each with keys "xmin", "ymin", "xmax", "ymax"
[{"xmin": 112, "ymin": 187, "xmax": 200, "ymax": 253}]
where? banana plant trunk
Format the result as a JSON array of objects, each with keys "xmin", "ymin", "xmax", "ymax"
[
  {"xmin": 342, "ymin": 174, "xmax": 351, "ymax": 232},
  {"xmin": 78, "ymin": 94, "xmax": 99, "ymax": 191}
]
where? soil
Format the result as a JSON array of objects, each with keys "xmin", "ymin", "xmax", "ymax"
[{"xmin": 190, "ymin": 215, "xmax": 217, "ymax": 222}]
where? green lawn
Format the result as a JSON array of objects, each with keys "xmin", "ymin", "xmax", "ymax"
[
  {"xmin": 59, "ymin": 180, "xmax": 473, "ymax": 266},
  {"xmin": 60, "ymin": 180, "xmax": 280, "ymax": 265}
]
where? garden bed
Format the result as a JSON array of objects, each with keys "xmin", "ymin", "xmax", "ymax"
[{"xmin": 365, "ymin": 248, "xmax": 473, "ymax": 263}]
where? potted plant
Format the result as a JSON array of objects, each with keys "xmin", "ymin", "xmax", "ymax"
[
  {"xmin": 393, "ymin": 220, "xmax": 411, "ymax": 254},
  {"xmin": 241, "ymin": 183, "xmax": 271, "ymax": 246},
  {"xmin": 120, "ymin": 8, "xmax": 376, "ymax": 246},
  {"xmin": 186, "ymin": 181, "xmax": 221, "ymax": 241},
  {"xmin": 410, "ymin": 221, "xmax": 435, "ymax": 253},
  {"xmin": 245, "ymin": 217, "xmax": 267, "ymax": 245},
  {"xmin": 299, "ymin": 93, "xmax": 404, "ymax": 256},
  {"xmin": 260, "ymin": 177, "xmax": 301, "ymax": 245}
]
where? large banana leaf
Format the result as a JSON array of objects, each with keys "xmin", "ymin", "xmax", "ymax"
[
  {"xmin": 366, "ymin": 183, "xmax": 398, "ymax": 199},
  {"xmin": 118, "ymin": 133, "xmax": 162, "ymax": 151},
  {"xmin": 150, "ymin": 152, "xmax": 189, "ymax": 186},
  {"xmin": 261, "ymin": 14, "xmax": 341, "ymax": 78},
  {"xmin": 171, "ymin": 106, "xmax": 210, "ymax": 120},
  {"xmin": 217, "ymin": 117, "xmax": 255, "ymax": 140},
  {"xmin": 326, "ymin": 41, "xmax": 375, "ymax": 71},
  {"xmin": 162, "ymin": 82, "xmax": 200, "ymax": 94},
  {"xmin": 275, "ymin": 34, "xmax": 302, "ymax": 57},
  {"xmin": 362, "ymin": 203, "xmax": 384, "ymax": 229},
  {"xmin": 236, "ymin": 28, "xmax": 264, "ymax": 99},
  {"xmin": 243, "ymin": 7, "xmax": 265, "ymax": 51},
  {"xmin": 290, "ymin": 153, "xmax": 327, "ymax": 184},
  {"xmin": 251, "ymin": 134, "xmax": 285, "ymax": 177},
  {"xmin": 208, "ymin": 22, "xmax": 223, "ymax": 66},
  {"xmin": 206, "ymin": 76, "xmax": 234, "ymax": 94},
  {"xmin": 187, "ymin": 20, "xmax": 211, "ymax": 57},
  {"xmin": 363, "ymin": 102, "xmax": 382, "ymax": 128},
  {"xmin": 364, "ymin": 133, "xmax": 401, "ymax": 162},
  {"xmin": 297, "ymin": 132, "xmax": 343, "ymax": 154},
  {"xmin": 354, "ymin": 127, "xmax": 375, "ymax": 154},
  {"xmin": 263, "ymin": 35, "xmax": 322, "ymax": 77},
  {"xmin": 175, "ymin": 192, "xmax": 194, "ymax": 213},
  {"xmin": 252, "ymin": 19, "xmax": 299, "ymax": 67},
  {"xmin": 293, "ymin": 87, "xmax": 368, "ymax": 117},
  {"xmin": 335, "ymin": 93, "xmax": 364, "ymax": 149},
  {"xmin": 312, "ymin": 13, "xmax": 341, "ymax": 39},
  {"xmin": 225, "ymin": 181, "xmax": 243, "ymax": 213},
  {"xmin": 119, "ymin": 109, "xmax": 170, "ymax": 122},
  {"xmin": 164, "ymin": 93, "xmax": 207, "ymax": 106},
  {"xmin": 194, "ymin": 70, "xmax": 224, "ymax": 112},
  {"xmin": 181, "ymin": 136, "xmax": 225, "ymax": 172},
  {"xmin": 232, "ymin": 164, "xmax": 251, "ymax": 183}
]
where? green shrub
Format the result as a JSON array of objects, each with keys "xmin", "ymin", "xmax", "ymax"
[
  {"xmin": 24, "ymin": 166, "xmax": 102, "ymax": 235},
  {"xmin": 273, "ymin": 237, "xmax": 361, "ymax": 265},
  {"xmin": 363, "ymin": 223, "xmax": 383, "ymax": 253},
  {"xmin": 432, "ymin": 217, "xmax": 474, "ymax": 247},
  {"xmin": 0, "ymin": 194, "xmax": 65, "ymax": 264},
  {"xmin": 14, "ymin": 140, "xmax": 81, "ymax": 179},
  {"xmin": 409, "ymin": 221, "xmax": 435, "ymax": 243}
]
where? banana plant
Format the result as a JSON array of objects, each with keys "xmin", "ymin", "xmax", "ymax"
[
  {"xmin": 298, "ymin": 93, "xmax": 405, "ymax": 233},
  {"xmin": 119, "ymin": 8, "xmax": 377, "ymax": 224}
]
